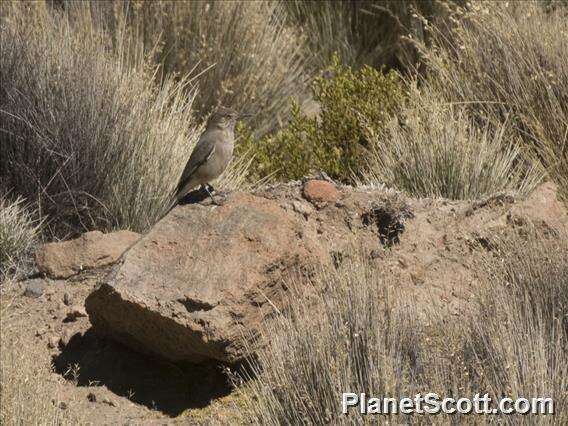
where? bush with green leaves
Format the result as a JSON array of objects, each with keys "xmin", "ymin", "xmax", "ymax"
[{"xmin": 236, "ymin": 55, "xmax": 406, "ymax": 182}]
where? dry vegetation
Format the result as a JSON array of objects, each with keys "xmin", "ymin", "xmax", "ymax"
[
  {"xmin": 114, "ymin": 0, "xmax": 310, "ymax": 137},
  {"xmin": 238, "ymin": 233, "xmax": 568, "ymax": 424},
  {"xmin": 1, "ymin": 0, "xmax": 567, "ymax": 424},
  {"xmin": 362, "ymin": 88, "xmax": 544, "ymax": 199},
  {"xmin": 415, "ymin": 1, "xmax": 568, "ymax": 199},
  {"xmin": 0, "ymin": 2, "xmax": 249, "ymax": 238},
  {"xmin": 284, "ymin": 0, "xmax": 444, "ymax": 71},
  {"xmin": 0, "ymin": 197, "xmax": 41, "ymax": 280}
]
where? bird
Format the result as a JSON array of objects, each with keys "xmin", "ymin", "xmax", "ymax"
[{"xmin": 174, "ymin": 106, "xmax": 247, "ymax": 206}]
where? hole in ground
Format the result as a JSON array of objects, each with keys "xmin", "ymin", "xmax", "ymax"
[
  {"xmin": 362, "ymin": 206, "xmax": 413, "ymax": 247},
  {"xmin": 52, "ymin": 328, "xmax": 232, "ymax": 417}
]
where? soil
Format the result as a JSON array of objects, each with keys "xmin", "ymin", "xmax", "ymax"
[{"xmin": 2, "ymin": 270, "xmax": 245, "ymax": 424}]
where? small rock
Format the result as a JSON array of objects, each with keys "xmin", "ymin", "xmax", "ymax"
[
  {"xmin": 47, "ymin": 336, "xmax": 59, "ymax": 349},
  {"xmin": 63, "ymin": 292, "xmax": 72, "ymax": 306},
  {"xmin": 292, "ymin": 201, "xmax": 313, "ymax": 218},
  {"xmin": 65, "ymin": 305, "xmax": 87, "ymax": 322},
  {"xmin": 35, "ymin": 230, "xmax": 140, "ymax": 279},
  {"xmin": 369, "ymin": 249, "xmax": 382, "ymax": 259},
  {"xmin": 35, "ymin": 327, "xmax": 47, "ymax": 337},
  {"xmin": 102, "ymin": 397, "xmax": 116, "ymax": 407},
  {"xmin": 23, "ymin": 279, "xmax": 45, "ymax": 298},
  {"xmin": 302, "ymin": 180, "xmax": 339, "ymax": 204},
  {"xmin": 58, "ymin": 401, "xmax": 68, "ymax": 410},
  {"xmin": 87, "ymin": 392, "xmax": 97, "ymax": 403}
]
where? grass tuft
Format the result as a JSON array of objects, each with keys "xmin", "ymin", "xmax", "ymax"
[
  {"xmin": 113, "ymin": 0, "xmax": 310, "ymax": 137},
  {"xmin": 0, "ymin": 2, "xmax": 253, "ymax": 236},
  {"xmin": 362, "ymin": 87, "xmax": 543, "ymax": 199},
  {"xmin": 0, "ymin": 196, "xmax": 41, "ymax": 280},
  {"xmin": 416, "ymin": 1, "xmax": 568, "ymax": 198}
]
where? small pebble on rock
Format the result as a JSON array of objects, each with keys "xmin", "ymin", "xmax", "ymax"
[
  {"xmin": 292, "ymin": 201, "xmax": 313, "ymax": 218},
  {"xmin": 102, "ymin": 397, "xmax": 117, "ymax": 407},
  {"xmin": 63, "ymin": 292, "xmax": 72, "ymax": 306},
  {"xmin": 60, "ymin": 329, "xmax": 81, "ymax": 347},
  {"xmin": 302, "ymin": 180, "xmax": 340, "ymax": 204}
]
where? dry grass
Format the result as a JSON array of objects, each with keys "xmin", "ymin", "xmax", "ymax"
[
  {"xmin": 238, "ymin": 232, "xmax": 567, "ymax": 424},
  {"xmin": 0, "ymin": 196, "xmax": 41, "ymax": 281},
  {"xmin": 362, "ymin": 87, "xmax": 543, "ymax": 199},
  {"xmin": 284, "ymin": 0, "xmax": 447, "ymax": 71},
  {"xmin": 0, "ymin": 2, "xmax": 250, "ymax": 238},
  {"xmin": 237, "ymin": 255, "xmax": 426, "ymax": 424},
  {"xmin": 112, "ymin": 0, "xmax": 309, "ymax": 137},
  {"xmin": 416, "ymin": 1, "xmax": 568, "ymax": 198},
  {"xmin": 467, "ymin": 232, "xmax": 568, "ymax": 423}
]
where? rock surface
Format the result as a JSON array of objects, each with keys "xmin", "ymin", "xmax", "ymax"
[
  {"xmin": 85, "ymin": 190, "xmax": 393, "ymax": 364},
  {"xmin": 35, "ymin": 230, "xmax": 140, "ymax": 278},
  {"xmin": 84, "ymin": 181, "xmax": 567, "ymax": 365}
]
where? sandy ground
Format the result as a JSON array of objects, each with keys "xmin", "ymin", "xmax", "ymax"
[{"xmin": 1, "ymin": 269, "xmax": 247, "ymax": 425}]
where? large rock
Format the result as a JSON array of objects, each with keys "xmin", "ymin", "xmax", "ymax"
[
  {"xmin": 86, "ymin": 193, "xmax": 336, "ymax": 364},
  {"xmin": 35, "ymin": 230, "xmax": 140, "ymax": 279}
]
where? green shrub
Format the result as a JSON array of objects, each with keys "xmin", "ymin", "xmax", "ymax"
[{"xmin": 237, "ymin": 55, "xmax": 406, "ymax": 182}]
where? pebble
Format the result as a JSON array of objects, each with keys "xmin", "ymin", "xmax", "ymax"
[
  {"xmin": 102, "ymin": 397, "xmax": 117, "ymax": 407},
  {"xmin": 63, "ymin": 292, "xmax": 72, "ymax": 306},
  {"xmin": 23, "ymin": 279, "xmax": 45, "ymax": 298},
  {"xmin": 64, "ymin": 305, "xmax": 87, "ymax": 322},
  {"xmin": 60, "ymin": 329, "xmax": 82, "ymax": 348},
  {"xmin": 292, "ymin": 200, "xmax": 313, "ymax": 218},
  {"xmin": 47, "ymin": 336, "xmax": 59, "ymax": 349}
]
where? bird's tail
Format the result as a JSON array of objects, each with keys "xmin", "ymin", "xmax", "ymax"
[{"xmin": 158, "ymin": 180, "xmax": 198, "ymax": 222}]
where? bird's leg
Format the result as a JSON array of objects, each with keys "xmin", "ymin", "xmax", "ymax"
[{"xmin": 204, "ymin": 185, "xmax": 224, "ymax": 206}]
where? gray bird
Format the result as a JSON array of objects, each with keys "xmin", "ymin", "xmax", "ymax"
[{"xmin": 175, "ymin": 106, "xmax": 246, "ymax": 206}]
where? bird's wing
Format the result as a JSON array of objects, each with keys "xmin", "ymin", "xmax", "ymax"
[{"xmin": 176, "ymin": 133, "xmax": 216, "ymax": 194}]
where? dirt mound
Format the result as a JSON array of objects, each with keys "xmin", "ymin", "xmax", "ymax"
[
  {"xmin": 84, "ymin": 184, "xmax": 403, "ymax": 364},
  {"xmin": 84, "ymin": 180, "xmax": 567, "ymax": 365}
]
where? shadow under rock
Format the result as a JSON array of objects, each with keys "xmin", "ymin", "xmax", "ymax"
[{"xmin": 52, "ymin": 328, "xmax": 232, "ymax": 417}]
